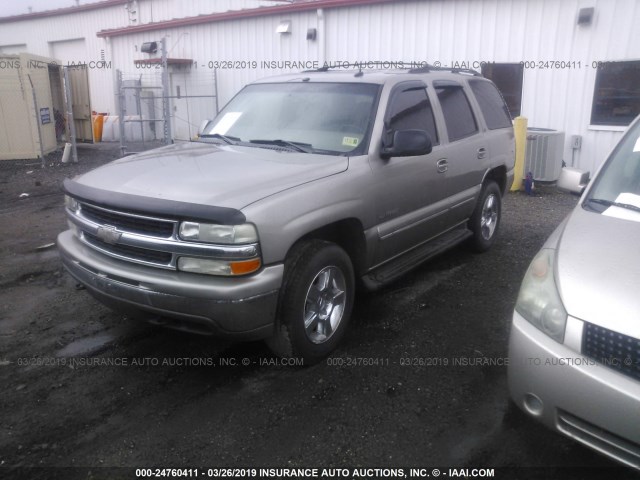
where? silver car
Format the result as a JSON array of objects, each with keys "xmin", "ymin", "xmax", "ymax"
[{"xmin": 508, "ymin": 115, "xmax": 640, "ymax": 469}]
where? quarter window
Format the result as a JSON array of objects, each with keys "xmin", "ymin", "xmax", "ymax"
[
  {"xmin": 591, "ymin": 60, "xmax": 640, "ymax": 126},
  {"xmin": 469, "ymin": 80, "xmax": 512, "ymax": 130},
  {"xmin": 481, "ymin": 63, "xmax": 523, "ymax": 118},
  {"xmin": 436, "ymin": 86, "xmax": 478, "ymax": 141}
]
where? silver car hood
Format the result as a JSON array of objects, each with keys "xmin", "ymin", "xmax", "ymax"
[
  {"xmin": 75, "ymin": 142, "xmax": 348, "ymax": 209},
  {"xmin": 555, "ymin": 205, "xmax": 640, "ymax": 338}
]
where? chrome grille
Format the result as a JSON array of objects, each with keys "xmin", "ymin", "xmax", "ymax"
[
  {"xmin": 80, "ymin": 203, "xmax": 175, "ymax": 237},
  {"xmin": 84, "ymin": 232, "xmax": 173, "ymax": 266},
  {"xmin": 583, "ymin": 322, "xmax": 640, "ymax": 382},
  {"xmin": 66, "ymin": 199, "xmax": 260, "ymax": 271}
]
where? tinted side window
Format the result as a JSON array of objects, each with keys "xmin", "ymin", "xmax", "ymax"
[
  {"xmin": 436, "ymin": 86, "xmax": 478, "ymax": 141},
  {"xmin": 387, "ymin": 87, "xmax": 438, "ymax": 145},
  {"xmin": 469, "ymin": 80, "xmax": 512, "ymax": 129}
]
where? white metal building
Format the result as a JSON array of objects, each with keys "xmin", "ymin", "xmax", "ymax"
[{"xmin": 0, "ymin": 0, "xmax": 639, "ymax": 173}]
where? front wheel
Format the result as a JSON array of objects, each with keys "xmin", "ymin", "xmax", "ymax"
[
  {"xmin": 266, "ymin": 240, "xmax": 355, "ymax": 364},
  {"xmin": 468, "ymin": 181, "xmax": 502, "ymax": 252}
]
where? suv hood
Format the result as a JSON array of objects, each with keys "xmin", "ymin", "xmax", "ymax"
[
  {"xmin": 555, "ymin": 205, "xmax": 640, "ymax": 338},
  {"xmin": 73, "ymin": 142, "xmax": 348, "ymax": 209}
]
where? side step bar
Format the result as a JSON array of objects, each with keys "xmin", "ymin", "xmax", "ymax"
[{"xmin": 361, "ymin": 226, "xmax": 472, "ymax": 290}]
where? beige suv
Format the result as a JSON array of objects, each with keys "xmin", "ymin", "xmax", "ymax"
[{"xmin": 59, "ymin": 66, "xmax": 515, "ymax": 363}]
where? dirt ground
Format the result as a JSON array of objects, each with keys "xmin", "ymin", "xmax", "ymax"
[{"xmin": 0, "ymin": 144, "xmax": 636, "ymax": 480}]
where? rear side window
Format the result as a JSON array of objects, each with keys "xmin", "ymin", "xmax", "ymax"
[
  {"xmin": 387, "ymin": 86, "xmax": 439, "ymax": 145},
  {"xmin": 469, "ymin": 80, "xmax": 512, "ymax": 129},
  {"xmin": 435, "ymin": 85, "xmax": 478, "ymax": 141}
]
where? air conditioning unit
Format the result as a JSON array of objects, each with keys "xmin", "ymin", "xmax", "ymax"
[{"xmin": 524, "ymin": 128, "xmax": 565, "ymax": 182}]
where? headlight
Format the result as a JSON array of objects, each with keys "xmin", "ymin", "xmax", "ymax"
[
  {"xmin": 179, "ymin": 222, "xmax": 257, "ymax": 244},
  {"xmin": 515, "ymin": 248, "xmax": 567, "ymax": 343},
  {"xmin": 177, "ymin": 257, "xmax": 261, "ymax": 276},
  {"xmin": 64, "ymin": 195, "xmax": 78, "ymax": 211}
]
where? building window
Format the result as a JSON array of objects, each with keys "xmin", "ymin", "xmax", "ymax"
[
  {"xmin": 481, "ymin": 63, "xmax": 523, "ymax": 118},
  {"xmin": 591, "ymin": 60, "xmax": 640, "ymax": 126}
]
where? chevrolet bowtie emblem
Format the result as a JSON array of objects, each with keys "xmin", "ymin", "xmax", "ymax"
[{"xmin": 96, "ymin": 225, "xmax": 122, "ymax": 245}]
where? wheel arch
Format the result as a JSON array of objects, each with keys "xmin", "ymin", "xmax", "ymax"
[
  {"xmin": 287, "ymin": 218, "xmax": 367, "ymax": 276},
  {"xmin": 482, "ymin": 165, "xmax": 508, "ymax": 195}
]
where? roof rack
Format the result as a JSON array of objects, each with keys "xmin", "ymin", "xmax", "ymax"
[
  {"xmin": 300, "ymin": 62, "xmax": 482, "ymax": 77},
  {"xmin": 302, "ymin": 62, "xmax": 361, "ymax": 73},
  {"xmin": 303, "ymin": 62, "xmax": 365, "ymax": 77},
  {"xmin": 408, "ymin": 64, "xmax": 482, "ymax": 76}
]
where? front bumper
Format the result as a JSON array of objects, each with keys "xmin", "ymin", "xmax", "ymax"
[
  {"xmin": 508, "ymin": 311, "xmax": 640, "ymax": 469},
  {"xmin": 57, "ymin": 230, "xmax": 283, "ymax": 340}
]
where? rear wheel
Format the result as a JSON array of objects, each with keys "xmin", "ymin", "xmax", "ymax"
[
  {"xmin": 468, "ymin": 180, "xmax": 502, "ymax": 252},
  {"xmin": 266, "ymin": 240, "xmax": 354, "ymax": 365}
]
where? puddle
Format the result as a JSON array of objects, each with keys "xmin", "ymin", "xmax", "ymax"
[{"xmin": 56, "ymin": 332, "xmax": 117, "ymax": 357}]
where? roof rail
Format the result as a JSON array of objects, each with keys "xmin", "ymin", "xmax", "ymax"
[
  {"xmin": 408, "ymin": 64, "xmax": 482, "ymax": 76},
  {"xmin": 302, "ymin": 62, "xmax": 358, "ymax": 73},
  {"xmin": 302, "ymin": 62, "xmax": 365, "ymax": 77}
]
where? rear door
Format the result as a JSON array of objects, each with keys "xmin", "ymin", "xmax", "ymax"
[{"xmin": 431, "ymin": 80, "xmax": 486, "ymax": 228}]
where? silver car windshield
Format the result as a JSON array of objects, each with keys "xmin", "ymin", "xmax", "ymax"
[
  {"xmin": 585, "ymin": 117, "xmax": 640, "ymax": 215},
  {"xmin": 200, "ymin": 82, "xmax": 380, "ymax": 155}
]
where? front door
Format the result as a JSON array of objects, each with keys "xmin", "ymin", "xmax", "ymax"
[{"xmin": 369, "ymin": 81, "xmax": 447, "ymax": 265}]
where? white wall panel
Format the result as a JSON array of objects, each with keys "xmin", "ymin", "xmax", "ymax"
[
  {"xmin": 0, "ymin": 44, "xmax": 28, "ymax": 54},
  {"xmin": 0, "ymin": 0, "xmax": 638, "ymax": 170},
  {"xmin": 135, "ymin": 0, "xmax": 286, "ymax": 24},
  {"xmin": 320, "ymin": 0, "xmax": 640, "ymax": 172},
  {"xmin": 0, "ymin": 4, "xmax": 128, "ymax": 116}
]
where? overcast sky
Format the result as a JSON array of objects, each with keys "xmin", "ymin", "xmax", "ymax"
[{"xmin": 0, "ymin": 0, "xmax": 104, "ymax": 17}]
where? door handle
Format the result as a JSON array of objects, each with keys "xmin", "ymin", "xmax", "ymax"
[
  {"xmin": 436, "ymin": 158, "xmax": 448, "ymax": 173},
  {"xmin": 477, "ymin": 147, "xmax": 487, "ymax": 159}
]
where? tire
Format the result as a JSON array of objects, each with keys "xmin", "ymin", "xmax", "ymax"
[
  {"xmin": 266, "ymin": 240, "xmax": 355, "ymax": 365},
  {"xmin": 468, "ymin": 180, "xmax": 502, "ymax": 252}
]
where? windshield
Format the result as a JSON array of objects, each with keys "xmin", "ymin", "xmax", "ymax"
[
  {"xmin": 585, "ymin": 116, "xmax": 640, "ymax": 215},
  {"xmin": 201, "ymin": 82, "xmax": 380, "ymax": 155}
]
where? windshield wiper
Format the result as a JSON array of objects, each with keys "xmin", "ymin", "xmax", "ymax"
[
  {"xmin": 586, "ymin": 198, "xmax": 640, "ymax": 214},
  {"xmin": 199, "ymin": 133, "xmax": 239, "ymax": 144},
  {"xmin": 249, "ymin": 139, "xmax": 312, "ymax": 153}
]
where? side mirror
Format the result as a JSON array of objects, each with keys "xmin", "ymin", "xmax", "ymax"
[
  {"xmin": 381, "ymin": 129, "xmax": 432, "ymax": 159},
  {"xmin": 557, "ymin": 167, "xmax": 590, "ymax": 195}
]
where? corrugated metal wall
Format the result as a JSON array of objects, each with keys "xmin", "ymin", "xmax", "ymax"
[
  {"xmin": 135, "ymin": 0, "xmax": 286, "ymax": 24},
  {"xmin": 0, "ymin": 4, "xmax": 127, "ymax": 118},
  {"xmin": 320, "ymin": 0, "xmax": 640, "ymax": 173},
  {"xmin": 0, "ymin": 1, "xmax": 283, "ymax": 127},
  {"xmin": 108, "ymin": 10, "xmax": 321, "ymax": 140},
  {"xmin": 1, "ymin": 0, "xmax": 638, "ymax": 171}
]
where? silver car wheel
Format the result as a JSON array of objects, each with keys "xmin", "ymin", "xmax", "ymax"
[
  {"xmin": 480, "ymin": 193, "xmax": 499, "ymax": 240},
  {"xmin": 304, "ymin": 266, "xmax": 346, "ymax": 344}
]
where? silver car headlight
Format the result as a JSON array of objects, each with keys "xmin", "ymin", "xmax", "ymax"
[
  {"xmin": 179, "ymin": 222, "xmax": 258, "ymax": 244},
  {"xmin": 64, "ymin": 194, "xmax": 79, "ymax": 212},
  {"xmin": 515, "ymin": 248, "xmax": 567, "ymax": 343}
]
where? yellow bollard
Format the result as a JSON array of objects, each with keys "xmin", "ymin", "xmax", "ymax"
[{"xmin": 511, "ymin": 116, "xmax": 528, "ymax": 191}]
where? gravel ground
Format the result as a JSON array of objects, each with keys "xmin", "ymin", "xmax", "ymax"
[{"xmin": 0, "ymin": 144, "xmax": 636, "ymax": 480}]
